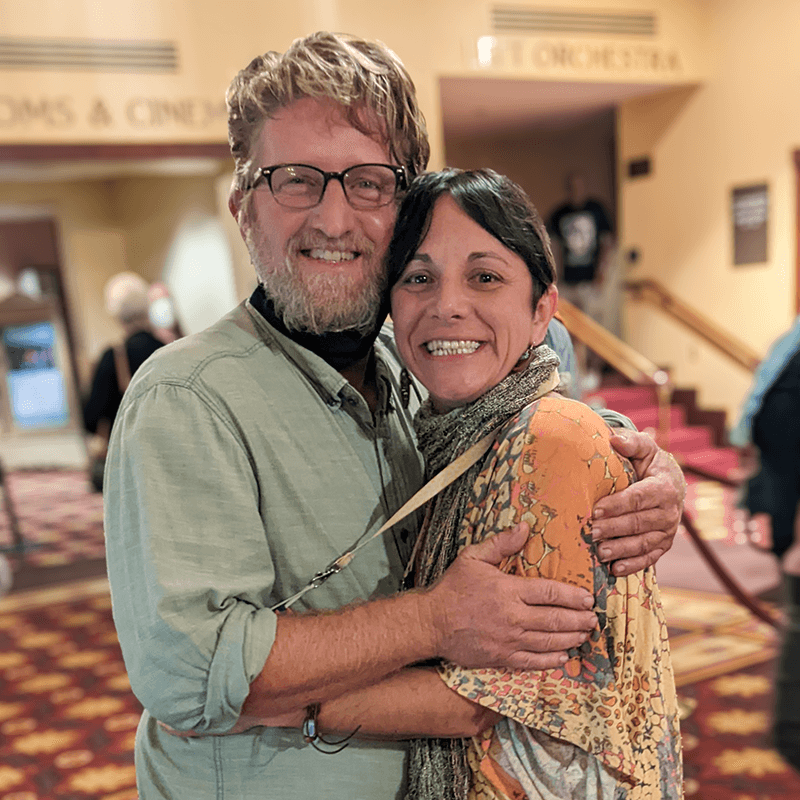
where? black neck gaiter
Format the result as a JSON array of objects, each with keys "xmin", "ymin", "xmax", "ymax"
[{"xmin": 249, "ymin": 285, "xmax": 386, "ymax": 371}]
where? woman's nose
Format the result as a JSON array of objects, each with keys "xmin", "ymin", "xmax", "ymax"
[{"xmin": 431, "ymin": 279, "xmax": 469, "ymax": 320}]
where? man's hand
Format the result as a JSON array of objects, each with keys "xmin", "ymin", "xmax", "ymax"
[
  {"xmin": 423, "ymin": 523, "xmax": 597, "ymax": 671},
  {"xmin": 592, "ymin": 429, "xmax": 686, "ymax": 576}
]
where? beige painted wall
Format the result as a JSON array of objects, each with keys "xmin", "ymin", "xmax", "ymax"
[
  {"xmin": 445, "ymin": 111, "xmax": 616, "ymax": 227},
  {"xmin": 0, "ymin": 0, "xmax": 709, "ymax": 159},
  {"xmin": 618, "ymin": 0, "xmax": 800, "ymax": 418},
  {"xmin": 0, "ymin": 0, "xmax": 736, "ymax": 418}
]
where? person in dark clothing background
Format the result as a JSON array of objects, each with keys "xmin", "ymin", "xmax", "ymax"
[
  {"xmin": 83, "ymin": 272, "xmax": 166, "ymax": 489},
  {"xmin": 547, "ymin": 172, "xmax": 614, "ymax": 392},
  {"xmin": 730, "ymin": 316, "xmax": 800, "ymax": 773}
]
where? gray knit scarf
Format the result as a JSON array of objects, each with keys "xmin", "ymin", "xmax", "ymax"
[{"xmin": 404, "ymin": 343, "xmax": 561, "ymax": 800}]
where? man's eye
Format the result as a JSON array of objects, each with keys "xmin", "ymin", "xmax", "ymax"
[
  {"xmin": 282, "ymin": 176, "xmax": 315, "ymax": 188},
  {"xmin": 355, "ymin": 179, "xmax": 380, "ymax": 190}
]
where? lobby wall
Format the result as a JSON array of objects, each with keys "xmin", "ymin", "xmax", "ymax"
[
  {"xmin": 1, "ymin": 0, "xmax": 745, "ymax": 412},
  {"xmin": 618, "ymin": 0, "xmax": 800, "ymax": 418}
]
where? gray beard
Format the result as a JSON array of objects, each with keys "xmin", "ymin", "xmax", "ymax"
[
  {"xmin": 259, "ymin": 263, "xmax": 385, "ymax": 335},
  {"xmin": 244, "ymin": 222, "xmax": 386, "ymax": 334}
]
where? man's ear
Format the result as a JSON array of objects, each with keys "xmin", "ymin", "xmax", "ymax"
[
  {"xmin": 532, "ymin": 284, "xmax": 558, "ymax": 343},
  {"xmin": 228, "ymin": 186, "xmax": 250, "ymax": 242}
]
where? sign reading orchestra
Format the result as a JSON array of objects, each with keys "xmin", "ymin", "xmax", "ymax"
[{"xmin": 469, "ymin": 36, "xmax": 683, "ymax": 77}]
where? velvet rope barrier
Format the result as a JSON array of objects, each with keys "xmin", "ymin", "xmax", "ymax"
[{"xmin": 680, "ymin": 508, "xmax": 781, "ymax": 630}]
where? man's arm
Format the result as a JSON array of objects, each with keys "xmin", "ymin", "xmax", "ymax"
[
  {"xmin": 592, "ymin": 429, "xmax": 686, "ymax": 576},
  {"xmin": 240, "ymin": 524, "xmax": 596, "ymax": 719},
  {"xmin": 545, "ymin": 319, "xmax": 686, "ymax": 577},
  {"xmin": 170, "ymin": 665, "xmax": 502, "ymax": 741}
]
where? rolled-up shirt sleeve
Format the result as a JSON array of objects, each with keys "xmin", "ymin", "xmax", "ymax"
[{"xmin": 104, "ymin": 381, "xmax": 278, "ymax": 733}]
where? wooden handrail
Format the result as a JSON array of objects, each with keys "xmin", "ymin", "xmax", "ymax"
[
  {"xmin": 555, "ymin": 300, "xmax": 777, "ymax": 627},
  {"xmin": 556, "ymin": 298, "xmax": 674, "ymax": 444},
  {"xmin": 556, "ymin": 298, "xmax": 671, "ymax": 387},
  {"xmin": 625, "ymin": 279, "xmax": 761, "ymax": 372}
]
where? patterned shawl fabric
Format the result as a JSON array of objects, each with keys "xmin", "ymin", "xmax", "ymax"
[
  {"xmin": 405, "ymin": 345, "xmax": 560, "ymax": 800},
  {"xmin": 405, "ymin": 347, "xmax": 682, "ymax": 800}
]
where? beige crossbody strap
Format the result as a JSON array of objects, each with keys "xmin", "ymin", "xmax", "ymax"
[
  {"xmin": 112, "ymin": 343, "xmax": 132, "ymax": 393},
  {"xmin": 272, "ymin": 370, "xmax": 560, "ymax": 611}
]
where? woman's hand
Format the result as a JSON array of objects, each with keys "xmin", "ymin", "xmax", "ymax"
[{"xmin": 590, "ymin": 429, "xmax": 686, "ymax": 576}]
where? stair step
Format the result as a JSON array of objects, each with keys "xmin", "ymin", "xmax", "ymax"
[
  {"xmin": 680, "ymin": 447, "xmax": 743, "ymax": 479},
  {"xmin": 623, "ymin": 405, "xmax": 686, "ymax": 432},
  {"xmin": 662, "ymin": 426, "xmax": 713, "ymax": 454},
  {"xmin": 585, "ymin": 386, "xmax": 659, "ymax": 412}
]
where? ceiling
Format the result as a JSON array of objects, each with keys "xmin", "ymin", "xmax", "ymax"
[
  {"xmin": 0, "ymin": 155, "xmax": 225, "ymax": 185},
  {"xmin": 440, "ymin": 76, "xmax": 673, "ymax": 136}
]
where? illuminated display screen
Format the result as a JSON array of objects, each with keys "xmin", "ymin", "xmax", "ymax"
[{"xmin": 2, "ymin": 322, "xmax": 69, "ymax": 429}]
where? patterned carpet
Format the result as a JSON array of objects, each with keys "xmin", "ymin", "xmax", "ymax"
[
  {"xmin": 1, "ymin": 469, "xmax": 800, "ymax": 797},
  {"xmin": 1, "ymin": 577, "xmax": 799, "ymax": 799},
  {"xmin": 663, "ymin": 587, "xmax": 800, "ymax": 797},
  {"xmin": 0, "ymin": 470, "xmax": 105, "ymax": 568},
  {"xmin": 0, "ymin": 578, "xmax": 139, "ymax": 800}
]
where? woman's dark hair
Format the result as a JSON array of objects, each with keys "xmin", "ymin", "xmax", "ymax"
[{"xmin": 387, "ymin": 168, "xmax": 556, "ymax": 305}]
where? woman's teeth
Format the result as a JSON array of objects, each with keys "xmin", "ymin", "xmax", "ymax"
[{"xmin": 425, "ymin": 340, "xmax": 481, "ymax": 356}]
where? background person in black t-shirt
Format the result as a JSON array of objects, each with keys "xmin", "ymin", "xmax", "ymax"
[{"xmin": 547, "ymin": 172, "xmax": 614, "ymax": 392}]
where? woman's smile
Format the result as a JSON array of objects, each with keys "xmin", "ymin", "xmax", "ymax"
[{"xmin": 423, "ymin": 339, "xmax": 482, "ymax": 356}]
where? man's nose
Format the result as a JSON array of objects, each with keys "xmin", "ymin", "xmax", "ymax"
[{"xmin": 307, "ymin": 177, "xmax": 356, "ymax": 237}]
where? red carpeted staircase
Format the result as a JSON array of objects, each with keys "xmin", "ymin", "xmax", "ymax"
[
  {"xmin": 585, "ymin": 384, "xmax": 740, "ymax": 477},
  {"xmin": 583, "ymin": 382, "xmax": 781, "ymax": 597}
]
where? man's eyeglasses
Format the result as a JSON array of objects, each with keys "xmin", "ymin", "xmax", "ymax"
[{"xmin": 249, "ymin": 163, "xmax": 408, "ymax": 210}]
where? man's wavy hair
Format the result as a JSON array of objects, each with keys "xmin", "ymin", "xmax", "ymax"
[{"xmin": 226, "ymin": 31, "xmax": 430, "ymax": 190}]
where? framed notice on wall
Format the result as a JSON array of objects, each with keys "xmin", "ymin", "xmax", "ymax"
[{"xmin": 732, "ymin": 183, "xmax": 768, "ymax": 265}]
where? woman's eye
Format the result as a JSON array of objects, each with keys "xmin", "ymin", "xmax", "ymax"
[
  {"xmin": 475, "ymin": 272, "xmax": 499, "ymax": 284},
  {"xmin": 402, "ymin": 272, "xmax": 429, "ymax": 285}
]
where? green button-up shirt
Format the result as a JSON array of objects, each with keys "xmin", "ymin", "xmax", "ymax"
[{"xmin": 105, "ymin": 301, "xmax": 424, "ymax": 799}]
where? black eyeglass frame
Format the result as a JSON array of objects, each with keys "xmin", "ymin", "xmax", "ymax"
[{"xmin": 248, "ymin": 163, "xmax": 409, "ymax": 209}]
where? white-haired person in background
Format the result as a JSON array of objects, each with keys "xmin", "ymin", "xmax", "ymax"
[{"xmin": 83, "ymin": 272, "xmax": 166, "ymax": 491}]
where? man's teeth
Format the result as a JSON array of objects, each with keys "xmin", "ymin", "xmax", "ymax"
[
  {"xmin": 308, "ymin": 249, "xmax": 356, "ymax": 262},
  {"xmin": 425, "ymin": 340, "xmax": 481, "ymax": 356}
]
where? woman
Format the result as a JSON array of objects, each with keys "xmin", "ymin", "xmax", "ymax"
[{"xmin": 387, "ymin": 168, "xmax": 682, "ymax": 799}]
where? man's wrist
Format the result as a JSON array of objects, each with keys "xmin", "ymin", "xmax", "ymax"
[{"xmin": 406, "ymin": 587, "xmax": 443, "ymax": 661}]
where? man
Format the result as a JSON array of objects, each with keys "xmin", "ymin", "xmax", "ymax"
[
  {"xmin": 104, "ymin": 32, "xmax": 684, "ymax": 799},
  {"xmin": 547, "ymin": 172, "xmax": 615, "ymax": 390}
]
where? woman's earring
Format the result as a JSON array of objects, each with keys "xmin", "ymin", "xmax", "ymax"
[{"xmin": 512, "ymin": 346, "xmax": 533, "ymax": 373}]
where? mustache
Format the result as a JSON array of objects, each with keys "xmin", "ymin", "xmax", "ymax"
[{"xmin": 288, "ymin": 232, "xmax": 375, "ymax": 259}]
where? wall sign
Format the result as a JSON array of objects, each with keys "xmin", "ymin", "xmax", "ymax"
[
  {"xmin": 0, "ymin": 94, "xmax": 228, "ymax": 134},
  {"xmin": 468, "ymin": 36, "xmax": 683, "ymax": 77},
  {"xmin": 732, "ymin": 184, "xmax": 768, "ymax": 265}
]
